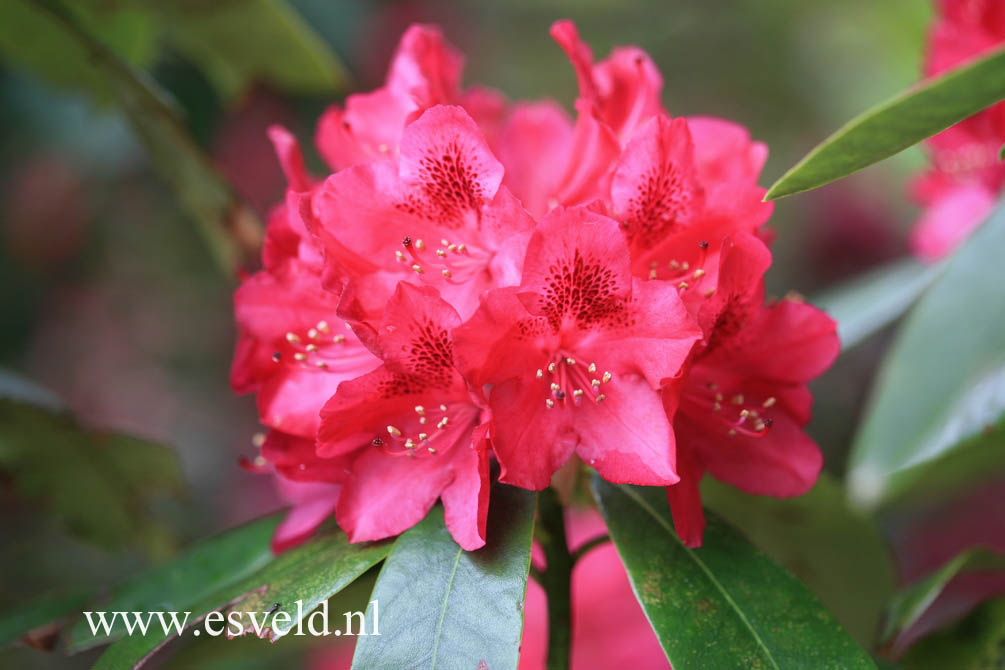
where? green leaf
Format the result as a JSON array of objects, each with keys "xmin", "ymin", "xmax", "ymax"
[
  {"xmin": 93, "ymin": 529, "xmax": 389, "ymax": 668},
  {"xmin": 0, "ymin": 588, "xmax": 93, "ymax": 647},
  {"xmin": 224, "ymin": 532, "xmax": 388, "ymax": 641},
  {"xmin": 0, "ymin": 397, "xmax": 182, "ymax": 555},
  {"xmin": 813, "ymin": 258, "xmax": 944, "ymax": 352},
  {"xmin": 0, "ymin": 0, "xmax": 157, "ymax": 103},
  {"xmin": 150, "ymin": 0, "xmax": 347, "ymax": 102},
  {"xmin": 2, "ymin": 0, "xmax": 262, "ymax": 275},
  {"xmin": 701, "ymin": 474, "xmax": 896, "ymax": 647},
  {"xmin": 847, "ymin": 201, "xmax": 1005, "ymax": 509},
  {"xmin": 883, "ymin": 547, "xmax": 1005, "ymax": 646},
  {"xmin": 899, "ymin": 597, "xmax": 1005, "ymax": 670},
  {"xmin": 67, "ymin": 515, "xmax": 280, "ymax": 652},
  {"xmin": 878, "ymin": 415, "xmax": 1005, "ymax": 510},
  {"xmin": 351, "ymin": 484, "xmax": 536, "ymax": 670},
  {"xmin": 592, "ymin": 478, "xmax": 875, "ymax": 669},
  {"xmin": 765, "ymin": 45, "xmax": 1005, "ymax": 200}
]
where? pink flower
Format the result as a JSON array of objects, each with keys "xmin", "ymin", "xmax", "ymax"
[
  {"xmin": 230, "ymin": 19, "xmax": 837, "ymax": 560},
  {"xmin": 454, "ymin": 205, "xmax": 702, "ymax": 490},
  {"xmin": 666, "ymin": 280, "xmax": 840, "ymax": 546},
  {"xmin": 312, "ymin": 104, "xmax": 535, "ymax": 320},
  {"xmin": 912, "ymin": 0, "xmax": 1005, "ymax": 259},
  {"xmin": 231, "ymin": 129, "xmax": 381, "ymax": 439},
  {"xmin": 318, "ymin": 283, "xmax": 491, "ymax": 550},
  {"xmin": 258, "ymin": 431, "xmax": 349, "ymax": 553},
  {"xmin": 315, "ymin": 24, "xmax": 508, "ymax": 173}
]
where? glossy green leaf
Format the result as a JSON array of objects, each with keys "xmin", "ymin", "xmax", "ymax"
[
  {"xmin": 151, "ymin": 0, "xmax": 347, "ymax": 101},
  {"xmin": 883, "ymin": 547, "xmax": 1005, "ymax": 646},
  {"xmin": 900, "ymin": 598, "xmax": 1005, "ymax": 670},
  {"xmin": 847, "ymin": 201, "xmax": 1005, "ymax": 509},
  {"xmin": 0, "ymin": 398, "xmax": 182, "ymax": 555},
  {"xmin": 766, "ymin": 46, "xmax": 1005, "ymax": 200},
  {"xmin": 814, "ymin": 258, "xmax": 944, "ymax": 352},
  {"xmin": 879, "ymin": 415, "xmax": 1005, "ymax": 510},
  {"xmin": 701, "ymin": 475, "xmax": 895, "ymax": 647},
  {"xmin": 225, "ymin": 532, "xmax": 389, "ymax": 641},
  {"xmin": 93, "ymin": 529, "xmax": 389, "ymax": 669},
  {"xmin": 2, "ymin": 0, "xmax": 262, "ymax": 275},
  {"xmin": 593, "ymin": 478, "xmax": 875, "ymax": 669},
  {"xmin": 0, "ymin": 588, "xmax": 92, "ymax": 647},
  {"xmin": 67, "ymin": 515, "xmax": 280, "ymax": 651},
  {"xmin": 351, "ymin": 485, "xmax": 536, "ymax": 670}
]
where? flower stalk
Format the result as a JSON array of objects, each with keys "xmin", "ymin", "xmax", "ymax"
[{"xmin": 537, "ymin": 487, "xmax": 573, "ymax": 670}]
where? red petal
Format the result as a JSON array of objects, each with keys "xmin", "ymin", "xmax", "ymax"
[
  {"xmin": 398, "ymin": 105, "xmax": 504, "ymax": 225},
  {"xmin": 574, "ymin": 373, "xmax": 678, "ymax": 486},
  {"xmin": 697, "ymin": 410, "xmax": 823, "ymax": 497},
  {"xmin": 334, "ymin": 446, "xmax": 453, "ymax": 544},
  {"xmin": 666, "ymin": 445, "xmax": 706, "ymax": 547},
  {"xmin": 497, "ymin": 102, "xmax": 574, "ymax": 218},
  {"xmin": 611, "ymin": 115, "xmax": 704, "ymax": 253}
]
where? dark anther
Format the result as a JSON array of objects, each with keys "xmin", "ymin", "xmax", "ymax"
[
  {"xmin": 763, "ymin": 418, "xmax": 774, "ymax": 427},
  {"xmin": 402, "ymin": 236, "xmax": 412, "ymax": 247},
  {"xmin": 555, "ymin": 390, "xmax": 566, "ymax": 400},
  {"xmin": 699, "ymin": 240, "xmax": 709, "ymax": 249},
  {"xmin": 272, "ymin": 351, "xmax": 282, "ymax": 362},
  {"xmin": 371, "ymin": 437, "xmax": 385, "ymax": 447}
]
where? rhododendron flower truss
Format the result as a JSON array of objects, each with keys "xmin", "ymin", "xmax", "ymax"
[
  {"xmin": 666, "ymin": 294, "xmax": 840, "ymax": 547},
  {"xmin": 318, "ymin": 283, "xmax": 491, "ymax": 551},
  {"xmin": 455, "ymin": 206, "xmax": 702, "ymax": 491},
  {"xmin": 313, "ymin": 104, "xmax": 535, "ymax": 320}
]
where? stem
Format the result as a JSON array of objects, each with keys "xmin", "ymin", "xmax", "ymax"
[
  {"xmin": 537, "ymin": 488, "xmax": 572, "ymax": 670},
  {"xmin": 572, "ymin": 534, "xmax": 610, "ymax": 562}
]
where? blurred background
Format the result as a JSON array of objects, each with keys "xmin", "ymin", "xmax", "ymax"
[{"xmin": 6, "ymin": 0, "xmax": 1003, "ymax": 667}]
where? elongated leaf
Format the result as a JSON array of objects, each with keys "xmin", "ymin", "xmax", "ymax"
[
  {"xmin": 766, "ymin": 46, "xmax": 1005, "ymax": 200},
  {"xmin": 814, "ymin": 258, "xmax": 944, "ymax": 352},
  {"xmin": 900, "ymin": 598, "xmax": 1005, "ymax": 670},
  {"xmin": 701, "ymin": 475, "xmax": 895, "ymax": 647},
  {"xmin": 0, "ymin": 398, "xmax": 182, "ymax": 555},
  {"xmin": 0, "ymin": 0, "xmax": 157, "ymax": 103},
  {"xmin": 351, "ymin": 485, "xmax": 536, "ymax": 670},
  {"xmin": 0, "ymin": 589, "xmax": 93, "ymax": 647},
  {"xmin": 151, "ymin": 0, "xmax": 347, "ymax": 102},
  {"xmin": 848, "ymin": 201, "xmax": 1005, "ymax": 509},
  {"xmin": 67, "ymin": 515, "xmax": 280, "ymax": 651},
  {"xmin": 6, "ymin": 0, "xmax": 262, "ymax": 275},
  {"xmin": 93, "ymin": 529, "xmax": 389, "ymax": 669},
  {"xmin": 225, "ymin": 532, "xmax": 388, "ymax": 641},
  {"xmin": 880, "ymin": 415, "xmax": 1005, "ymax": 509},
  {"xmin": 593, "ymin": 478, "xmax": 874, "ymax": 669},
  {"xmin": 883, "ymin": 548, "xmax": 1005, "ymax": 645}
]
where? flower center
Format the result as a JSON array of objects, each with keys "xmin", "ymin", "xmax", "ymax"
[
  {"xmin": 371, "ymin": 402, "xmax": 479, "ymax": 459},
  {"xmin": 274, "ymin": 320, "xmax": 372, "ymax": 372},
  {"xmin": 536, "ymin": 354, "xmax": 614, "ymax": 409},
  {"xmin": 685, "ymin": 380, "xmax": 775, "ymax": 438},
  {"xmin": 396, "ymin": 236, "xmax": 490, "ymax": 285},
  {"xmin": 646, "ymin": 240, "xmax": 713, "ymax": 297}
]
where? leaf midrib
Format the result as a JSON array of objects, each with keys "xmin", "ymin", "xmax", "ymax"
[
  {"xmin": 429, "ymin": 544, "xmax": 464, "ymax": 669},
  {"xmin": 616, "ymin": 484, "xmax": 781, "ymax": 670}
]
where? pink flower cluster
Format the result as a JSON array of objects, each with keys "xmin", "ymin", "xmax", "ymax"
[
  {"xmin": 232, "ymin": 21, "xmax": 839, "ymax": 552},
  {"xmin": 912, "ymin": 0, "xmax": 1005, "ymax": 260}
]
